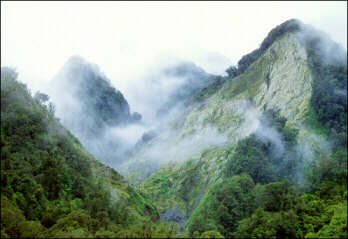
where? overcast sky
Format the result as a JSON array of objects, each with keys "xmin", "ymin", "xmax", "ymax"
[{"xmin": 1, "ymin": 1, "xmax": 347, "ymax": 95}]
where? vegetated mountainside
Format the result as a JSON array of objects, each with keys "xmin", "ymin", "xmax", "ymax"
[
  {"xmin": 126, "ymin": 19, "xmax": 347, "ymax": 238},
  {"xmin": 125, "ymin": 19, "xmax": 317, "ymax": 186},
  {"xmin": 49, "ymin": 56, "xmax": 141, "ymax": 167},
  {"xmin": 1, "ymin": 18, "xmax": 346, "ymax": 238},
  {"xmin": 119, "ymin": 62, "xmax": 216, "ymax": 182},
  {"xmin": 1, "ymin": 68, "xmax": 199, "ymax": 238}
]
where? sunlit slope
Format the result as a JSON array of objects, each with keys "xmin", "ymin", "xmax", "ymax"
[
  {"xmin": 181, "ymin": 32, "xmax": 313, "ymax": 140},
  {"xmin": 138, "ymin": 145, "xmax": 236, "ymax": 216},
  {"xmin": 123, "ymin": 30, "xmax": 319, "ymax": 185},
  {"xmin": 134, "ymin": 27, "xmax": 334, "ymax": 220}
]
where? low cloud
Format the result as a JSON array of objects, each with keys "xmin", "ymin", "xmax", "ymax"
[{"xmin": 296, "ymin": 22, "xmax": 347, "ymax": 65}]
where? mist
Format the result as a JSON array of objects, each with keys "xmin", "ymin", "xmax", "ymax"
[
  {"xmin": 123, "ymin": 60, "xmax": 214, "ymax": 125},
  {"xmin": 2, "ymin": 2, "xmax": 346, "ymax": 96},
  {"xmin": 120, "ymin": 99, "xmax": 288, "ymax": 181},
  {"xmin": 2, "ymin": 2, "xmax": 346, "ymax": 181},
  {"xmin": 243, "ymin": 105, "xmax": 285, "ymax": 157},
  {"xmin": 295, "ymin": 21, "xmax": 347, "ymax": 65},
  {"xmin": 43, "ymin": 55, "xmax": 218, "ymax": 170}
]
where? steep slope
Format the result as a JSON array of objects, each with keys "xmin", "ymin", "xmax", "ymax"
[
  {"xmin": 2, "ymin": 17, "xmax": 346, "ymax": 238},
  {"xmin": 125, "ymin": 19, "xmax": 347, "ymax": 237},
  {"xmin": 181, "ymin": 32, "xmax": 312, "ymax": 138},
  {"xmin": 123, "ymin": 60, "xmax": 215, "ymax": 127},
  {"xmin": 0, "ymin": 68, "xmax": 159, "ymax": 238},
  {"xmin": 48, "ymin": 56, "xmax": 141, "ymax": 167},
  {"xmin": 51, "ymin": 55, "xmax": 138, "ymax": 134},
  {"xmin": 125, "ymin": 20, "xmax": 317, "ymax": 186}
]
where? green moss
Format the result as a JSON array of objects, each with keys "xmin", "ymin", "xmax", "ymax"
[
  {"xmin": 1, "ymin": 68, "xmax": 161, "ymax": 237},
  {"xmin": 127, "ymin": 187, "xmax": 159, "ymax": 220},
  {"xmin": 137, "ymin": 144, "xmax": 236, "ymax": 219},
  {"xmin": 220, "ymin": 47, "xmax": 274, "ymax": 100},
  {"xmin": 303, "ymin": 106, "xmax": 327, "ymax": 136}
]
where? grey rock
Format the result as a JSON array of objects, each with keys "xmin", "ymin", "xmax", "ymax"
[{"xmin": 160, "ymin": 207, "xmax": 187, "ymax": 226}]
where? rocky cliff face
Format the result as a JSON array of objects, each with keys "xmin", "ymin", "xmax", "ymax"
[
  {"xmin": 253, "ymin": 33, "xmax": 312, "ymax": 122},
  {"xmin": 125, "ymin": 21, "xmax": 339, "ymax": 220},
  {"xmin": 180, "ymin": 32, "xmax": 313, "ymax": 142}
]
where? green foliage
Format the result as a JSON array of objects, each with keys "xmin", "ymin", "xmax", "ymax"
[
  {"xmin": 234, "ymin": 186, "xmax": 348, "ymax": 239},
  {"xmin": 1, "ymin": 18, "xmax": 347, "ymax": 238},
  {"xmin": 95, "ymin": 229, "xmax": 116, "ymax": 238},
  {"xmin": 258, "ymin": 181, "xmax": 298, "ymax": 212},
  {"xmin": 313, "ymin": 202, "xmax": 347, "ymax": 238},
  {"xmin": 233, "ymin": 176, "xmax": 347, "ymax": 238},
  {"xmin": 187, "ymin": 174, "xmax": 256, "ymax": 237},
  {"xmin": 225, "ymin": 135, "xmax": 272, "ymax": 183},
  {"xmin": 223, "ymin": 19, "xmax": 301, "ymax": 79},
  {"xmin": 225, "ymin": 109, "xmax": 300, "ymax": 183},
  {"xmin": 200, "ymin": 230, "xmax": 224, "ymax": 238},
  {"xmin": 303, "ymin": 106, "xmax": 327, "ymax": 136},
  {"xmin": 187, "ymin": 103, "xmax": 346, "ymax": 238},
  {"xmin": 41, "ymin": 208, "xmax": 65, "ymax": 228},
  {"xmin": 225, "ymin": 66, "xmax": 238, "ymax": 78},
  {"xmin": 1, "ymin": 68, "xmax": 160, "ymax": 237},
  {"xmin": 1, "ymin": 196, "xmax": 26, "ymax": 238},
  {"xmin": 234, "ymin": 208, "xmax": 299, "ymax": 238},
  {"xmin": 307, "ymin": 45, "xmax": 347, "ymax": 149},
  {"xmin": 306, "ymin": 149, "xmax": 347, "ymax": 194},
  {"xmin": 19, "ymin": 221, "xmax": 45, "ymax": 238}
]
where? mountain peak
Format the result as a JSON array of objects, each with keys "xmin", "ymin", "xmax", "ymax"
[
  {"xmin": 51, "ymin": 56, "xmax": 134, "ymax": 134},
  {"xmin": 237, "ymin": 19, "xmax": 302, "ymax": 74},
  {"xmin": 66, "ymin": 54, "xmax": 86, "ymax": 64}
]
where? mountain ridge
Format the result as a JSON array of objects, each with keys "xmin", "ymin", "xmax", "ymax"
[
  {"xmin": 0, "ymin": 68, "xmax": 165, "ymax": 238},
  {"xmin": 1, "ymin": 18, "xmax": 347, "ymax": 238},
  {"xmin": 122, "ymin": 19, "xmax": 347, "ymax": 237}
]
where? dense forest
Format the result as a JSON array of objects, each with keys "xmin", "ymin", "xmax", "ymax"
[
  {"xmin": 185, "ymin": 19, "xmax": 347, "ymax": 238},
  {"xmin": 187, "ymin": 109, "xmax": 347, "ymax": 238},
  {"xmin": 0, "ymin": 67, "xmax": 190, "ymax": 238},
  {"xmin": 1, "ymin": 18, "xmax": 347, "ymax": 238}
]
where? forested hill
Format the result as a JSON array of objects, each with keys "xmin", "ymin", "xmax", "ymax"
[
  {"xmin": 125, "ymin": 19, "xmax": 347, "ymax": 238},
  {"xmin": 0, "ymin": 67, "xmax": 191, "ymax": 238},
  {"xmin": 1, "ymin": 18, "xmax": 347, "ymax": 239}
]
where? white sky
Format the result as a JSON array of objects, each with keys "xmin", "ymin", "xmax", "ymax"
[{"xmin": 1, "ymin": 1, "xmax": 347, "ymax": 94}]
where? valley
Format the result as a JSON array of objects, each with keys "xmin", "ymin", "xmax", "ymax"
[{"xmin": 1, "ymin": 18, "xmax": 347, "ymax": 238}]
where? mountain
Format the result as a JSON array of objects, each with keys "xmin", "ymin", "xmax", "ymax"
[
  {"xmin": 1, "ymin": 68, "xmax": 195, "ymax": 238},
  {"xmin": 51, "ymin": 55, "xmax": 138, "ymax": 134},
  {"xmin": 1, "ymin": 18, "xmax": 347, "ymax": 238},
  {"xmin": 122, "ymin": 19, "xmax": 347, "ymax": 237},
  {"xmin": 48, "ymin": 56, "xmax": 142, "ymax": 167},
  {"xmin": 155, "ymin": 61, "xmax": 215, "ymax": 117}
]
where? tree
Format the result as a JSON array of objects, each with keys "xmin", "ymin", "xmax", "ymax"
[
  {"xmin": 225, "ymin": 66, "xmax": 238, "ymax": 78},
  {"xmin": 47, "ymin": 102, "xmax": 56, "ymax": 116},
  {"xmin": 259, "ymin": 181, "xmax": 297, "ymax": 212},
  {"xmin": 201, "ymin": 230, "xmax": 224, "ymax": 238},
  {"xmin": 187, "ymin": 174, "xmax": 256, "ymax": 237},
  {"xmin": 225, "ymin": 135, "xmax": 272, "ymax": 183},
  {"xmin": 34, "ymin": 92, "xmax": 49, "ymax": 104}
]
